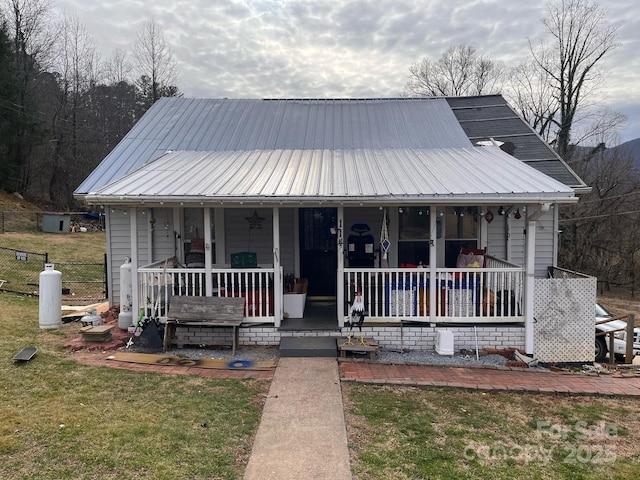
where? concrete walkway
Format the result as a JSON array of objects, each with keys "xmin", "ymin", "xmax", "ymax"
[{"xmin": 243, "ymin": 357, "xmax": 352, "ymax": 480}]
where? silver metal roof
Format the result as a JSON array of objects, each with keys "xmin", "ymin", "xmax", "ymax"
[
  {"xmin": 85, "ymin": 147, "xmax": 576, "ymax": 205},
  {"xmin": 76, "ymin": 98, "xmax": 472, "ymax": 195}
]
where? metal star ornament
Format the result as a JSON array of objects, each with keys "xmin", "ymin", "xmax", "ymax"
[{"xmin": 245, "ymin": 210, "xmax": 265, "ymax": 230}]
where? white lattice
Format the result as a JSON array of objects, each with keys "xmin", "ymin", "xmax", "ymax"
[
  {"xmin": 534, "ymin": 277, "xmax": 596, "ymax": 363},
  {"xmin": 447, "ymin": 289, "xmax": 475, "ymax": 317},
  {"xmin": 390, "ymin": 288, "xmax": 416, "ymax": 316}
]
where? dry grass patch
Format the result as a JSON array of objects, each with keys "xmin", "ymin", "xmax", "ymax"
[{"xmin": 344, "ymin": 384, "xmax": 640, "ymax": 479}]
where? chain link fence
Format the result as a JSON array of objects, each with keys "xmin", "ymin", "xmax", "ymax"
[
  {"xmin": 0, "ymin": 246, "xmax": 107, "ymax": 304},
  {"xmin": 1, "ymin": 211, "xmax": 105, "ymax": 234},
  {"xmin": 0, "ymin": 211, "xmax": 42, "ymax": 233}
]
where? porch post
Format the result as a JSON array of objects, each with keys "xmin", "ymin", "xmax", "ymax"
[
  {"xmin": 337, "ymin": 206, "xmax": 345, "ymax": 327},
  {"xmin": 273, "ymin": 207, "xmax": 282, "ymax": 327},
  {"xmin": 203, "ymin": 207, "xmax": 213, "ymax": 296},
  {"xmin": 429, "ymin": 205, "xmax": 437, "ymax": 323},
  {"xmin": 130, "ymin": 208, "xmax": 139, "ymax": 321},
  {"xmin": 524, "ymin": 219, "xmax": 536, "ymax": 355}
]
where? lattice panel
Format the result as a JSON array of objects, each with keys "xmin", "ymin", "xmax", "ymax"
[
  {"xmin": 389, "ymin": 288, "xmax": 416, "ymax": 316},
  {"xmin": 534, "ymin": 277, "xmax": 596, "ymax": 363}
]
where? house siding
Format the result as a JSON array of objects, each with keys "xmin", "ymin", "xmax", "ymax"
[
  {"xmin": 108, "ymin": 209, "xmax": 133, "ymax": 305},
  {"xmin": 279, "ymin": 209, "xmax": 295, "ymax": 275},
  {"xmin": 486, "ymin": 208, "xmax": 555, "ymax": 278},
  {"xmin": 534, "ymin": 210, "xmax": 555, "ymax": 278},
  {"xmin": 224, "ymin": 208, "xmax": 274, "ymax": 265}
]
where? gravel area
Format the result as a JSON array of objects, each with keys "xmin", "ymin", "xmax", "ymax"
[
  {"xmin": 376, "ymin": 348, "xmax": 509, "ymax": 367},
  {"xmin": 124, "ymin": 342, "xmax": 508, "ymax": 367}
]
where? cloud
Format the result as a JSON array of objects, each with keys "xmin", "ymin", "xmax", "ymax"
[{"xmin": 54, "ymin": 0, "xmax": 640, "ymax": 142}]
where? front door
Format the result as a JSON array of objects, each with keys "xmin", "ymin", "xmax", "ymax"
[{"xmin": 299, "ymin": 208, "xmax": 337, "ymax": 296}]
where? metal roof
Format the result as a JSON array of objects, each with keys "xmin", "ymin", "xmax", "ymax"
[
  {"xmin": 85, "ymin": 147, "xmax": 576, "ymax": 205},
  {"xmin": 76, "ymin": 97, "xmax": 472, "ymax": 195},
  {"xmin": 445, "ymin": 95, "xmax": 587, "ymax": 189}
]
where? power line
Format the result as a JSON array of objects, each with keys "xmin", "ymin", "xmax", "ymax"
[{"xmin": 559, "ymin": 209, "xmax": 640, "ymax": 223}]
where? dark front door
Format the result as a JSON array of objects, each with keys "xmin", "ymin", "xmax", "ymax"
[{"xmin": 299, "ymin": 208, "xmax": 337, "ymax": 296}]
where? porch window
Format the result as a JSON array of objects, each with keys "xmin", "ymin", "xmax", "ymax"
[
  {"xmin": 444, "ymin": 207, "xmax": 478, "ymax": 267},
  {"xmin": 398, "ymin": 207, "xmax": 430, "ymax": 266}
]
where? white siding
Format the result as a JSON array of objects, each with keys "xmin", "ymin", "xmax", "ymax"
[
  {"xmin": 486, "ymin": 208, "xmax": 554, "ymax": 278},
  {"xmin": 486, "ymin": 214, "xmax": 507, "ymax": 260},
  {"xmin": 107, "ymin": 209, "xmax": 132, "ymax": 305},
  {"xmin": 279, "ymin": 208, "xmax": 295, "ymax": 275},
  {"xmin": 150, "ymin": 208, "xmax": 175, "ymax": 263},
  {"xmin": 509, "ymin": 216, "xmax": 526, "ymax": 266},
  {"xmin": 533, "ymin": 210, "xmax": 555, "ymax": 278},
  {"xmin": 224, "ymin": 208, "xmax": 274, "ymax": 265}
]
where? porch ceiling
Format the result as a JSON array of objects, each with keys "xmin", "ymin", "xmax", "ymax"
[{"xmin": 85, "ymin": 146, "xmax": 577, "ymax": 205}]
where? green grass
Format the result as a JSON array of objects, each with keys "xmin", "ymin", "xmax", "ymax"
[
  {"xmin": 0, "ymin": 232, "xmax": 106, "ymax": 297},
  {"xmin": 344, "ymin": 384, "xmax": 640, "ymax": 479},
  {"xmin": 0, "ymin": 292, "xmax": 269, "ymax": 480}
]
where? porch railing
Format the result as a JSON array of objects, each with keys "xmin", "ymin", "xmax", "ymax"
[
  {"xmin": 344, "ymin": 256, "xmax": 524, "ymax": 323},
  {"xmin": 138, "ymin": 260, "xmax": 275, "ymax": 323}
]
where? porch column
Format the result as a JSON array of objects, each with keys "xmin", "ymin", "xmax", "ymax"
[
  {"xmin": 273, "ymin": 207, "xmax": 282, "ymax": 327},
  {"xmin": 337, "ymin": 206, "xmax": 345, "ymax": 327},
  {"xmin": 524, "ymin": 219, "xmax": 536, "ymax": 355},
  {"xmin": 203, "ymin": 207, "xmax": 213, "ymax": 296},
  {"xmin": 130, "ymin": 208, "xmax": 139, "ymax": 322},
  {"xmin": 429, "ymin": 205, "xmax": 437, "ymax": 323}
]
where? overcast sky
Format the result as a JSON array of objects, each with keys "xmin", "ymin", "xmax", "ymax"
[{"xmin": 53, "ymin": 0, "xmax": 640, "ymax": 144}]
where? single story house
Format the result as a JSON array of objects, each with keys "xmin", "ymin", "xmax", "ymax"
[{"xmin": 74, "ymin": 95, "xmax": 596, "ymax": 362}]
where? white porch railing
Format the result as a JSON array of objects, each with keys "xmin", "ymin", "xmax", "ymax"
[
  {"xmin": 344, "ymin": 256, "xmax": 524, "ymax": 323},
  {"xmin": 138, "ymin": 261, "xmax": 276, "ymax": 323}
]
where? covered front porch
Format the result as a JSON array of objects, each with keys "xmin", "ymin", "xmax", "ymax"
[{"xmin": 137, "ymin": 257, "xmax": 525, "ymax": 326}]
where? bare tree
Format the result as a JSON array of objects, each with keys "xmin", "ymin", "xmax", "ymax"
[
  {"xmin": 403, "ymin": 45, "xmax": 504, "ymax": 97},
  {"xmin": 559, "ymin": 145, "xmax": 640, "ymax": 294},
  {"xmin": 524, "ymin": 0, "xmax": 620, "ymax": 157},
  {"xmin": 47, "ymin": 12, "xmax": 101, "ymax": 206},
  {"xmin": 133, "ymin": 18, "xmax": 179, "ymax": 109},
  {"xmin": 104, "ymin": 48, "xmax": 131, "ymax": 86},
  {"xmin": 3, "ymin": 0, "xmax": 56, "ymax": 195}
]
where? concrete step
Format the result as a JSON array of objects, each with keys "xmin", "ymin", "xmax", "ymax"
[{"xmin": 279, "ymin": 336, "xmax": 337, "ymax": 357}]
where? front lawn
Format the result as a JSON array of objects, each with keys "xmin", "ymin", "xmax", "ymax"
[{"xmin": 344, "ymin": 383, "xmax": 640, "ymax": 479}]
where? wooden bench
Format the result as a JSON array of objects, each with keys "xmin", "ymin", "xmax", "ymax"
[{"xmin": 163, "ymin": 296, "xmax": 245, "ymax": 355}]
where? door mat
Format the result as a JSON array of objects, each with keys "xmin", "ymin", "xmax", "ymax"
[{"xmin": 107, "ymin": 352, "xmax": 277, "ymax": 370}]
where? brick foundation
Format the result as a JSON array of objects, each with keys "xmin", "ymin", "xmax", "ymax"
[{"xmin": 176, "ymin": 324, "xmax": 525, "ymax": 352}]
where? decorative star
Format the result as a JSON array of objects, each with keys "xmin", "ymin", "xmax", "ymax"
[{"xmin": 245, "ymin": 210, "xmax": 265, "ymax": 230}]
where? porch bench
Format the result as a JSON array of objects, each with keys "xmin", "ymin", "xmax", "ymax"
[{"xmin": 163, "ymin": 296, "xmax": 245, "ymax": 355}]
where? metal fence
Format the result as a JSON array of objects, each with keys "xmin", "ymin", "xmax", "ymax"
[
  {"xmin": 0, "ymin": 246, "xmax": 107, "ymax": 304},
  {"xmin": 0, "ymin": 211, "xmax": 41, "ymax": 233},
  {"xmin": 0, "ymin": 246, "xmax": 48, "ymax": 294}
]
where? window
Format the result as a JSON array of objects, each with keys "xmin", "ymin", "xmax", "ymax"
[
  {"xmin": 398, "ymin": 207, "xmax": 430, "ymax": 266},
  {"xmin": 444, "ymin": 207, "xmax": 478, "ymax": 267}
]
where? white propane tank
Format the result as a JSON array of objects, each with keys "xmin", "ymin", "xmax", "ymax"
[
  {"xmin": 118, "ymin": 257, "xmax": 133, "ymax": 330},
  {"xmin": 39, "ymin": 264, "xmax": 62, "ymax": 329}
]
